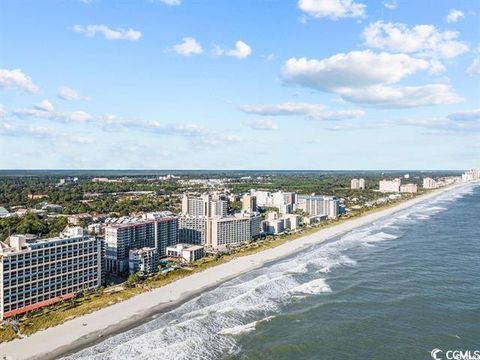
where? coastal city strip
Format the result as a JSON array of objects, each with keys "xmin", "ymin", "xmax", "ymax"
[{"xmin": 0, "ymin": 170, "xmax": 478, "ymax": 330}]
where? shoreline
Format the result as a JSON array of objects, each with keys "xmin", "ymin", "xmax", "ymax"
[{"xmin": 0, "ymin": 183, "xmax": 469, "ymax": 360}]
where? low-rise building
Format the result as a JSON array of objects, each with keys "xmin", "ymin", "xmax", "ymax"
[
  {"xmin": 351, "ymin": 178, "xmax": 365, "ymax": 190},
  {"xmin": 400, "ymin": 184, "xmax": 418, "ymax": 193},
  {"xmin": 166, "ymin": 243, "xmax": 205, "ymax": 263}
]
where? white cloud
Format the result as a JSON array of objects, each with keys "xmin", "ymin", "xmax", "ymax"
[
  {"xmin": 57, "ymin": 87, "xmax": 89, "ymax": 101},
  {"xmin": 14, "ymin": 103, "xmax": 93, "ymax": 123},
  {"xmin": 338, "ymin": 84, "xmax": 462, "ymax": 108},
  {"xmin": 281, "ymin": 51, "xmax": 463, "ymax": 108},
  {"xmin": 240, "ymin": 102, "xmax": 327, "ymax": 116},
  {"xmin": 298, "ymin": 0, "xmax": 366, "ymax": 19},
  {"xmin": 244, "ymin": 119, "xmax": 279, "ymax": 130},
  {"xmin": 72, "ymin": 24, "xmax": 142, "ymax": 41},
  {"xmin": 239, "ymin": 102, "xmax": 365, "ymax": 120},
  {"xmin": 446, "ymin": 9, "xmax": 464, "ymax": 23},
  {"xmin": 159, "ymin": 0, "xmax": 181, "ymax": 5},
  {"xmin": 172, "ymin": 37, "xmax": 203, "ymax": 56},
  {"xmin": 0, "ymin": 68, "xmax": 39, "ymax": 93},
  {"xmin": 213, "ymin": 41, "xmax": 252, "ymax": 59},
  {"xmin": 363, "ymin": 21, "xmax": 469, "ymax": 59},
  {"xmin": 467, "ymin": 57, "xmax": 480, "ymax": 75},
  {"xmin": 383, "ymin": 0, "xmax": 397, "ymax": 10},
  {"xmin": 34, "ymin": 100, "xmax": 55, "ymax": 112},
  {"xmin": 447, "ymin": 109, "xmax": 480, "ymax": 121},
  {"xmin": 0, "ymin": 105, "xmax": 6, "ymax": 118},
  {"xmin": 282, "ymin": 51, "xmax": 431, "ymax": 91}
]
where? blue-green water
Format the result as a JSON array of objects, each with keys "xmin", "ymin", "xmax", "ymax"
[{"xmin": 65, "ymin": 183, "xmax": 480, "ymax": 360}]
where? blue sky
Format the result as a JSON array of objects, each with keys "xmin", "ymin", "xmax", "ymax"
[{"xmin": 0, "ymin": 0, "xmax": 479, "ymax": 170}]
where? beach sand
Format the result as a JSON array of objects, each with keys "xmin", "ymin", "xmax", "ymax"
[{"xmin": 0, "ymin": 183, "xmax": 465, "ymax": 360}]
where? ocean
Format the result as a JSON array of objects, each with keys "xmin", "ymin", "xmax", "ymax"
[{"xmin": 64, "ymin": 183, "xmax": 480, "ymax": 360}]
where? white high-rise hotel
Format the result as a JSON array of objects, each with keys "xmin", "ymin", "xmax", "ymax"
[
  {"xmin": 351, "ymin": 178, "xmax": 365, "ymax": 190},
  {"xmin": 0, "ymin": 227, "xmax": 104, "ymax": 319}
]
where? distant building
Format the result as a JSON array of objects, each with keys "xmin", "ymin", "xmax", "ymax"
[
  {"xmin": 241, "ymin": 194, "xmax": 257, "ymax": 212},
  {"xmin": 128, "ymin": 247, "xmax": 159, "ymax": 275},
  {"xmin": 462, "ymin": 169, "xmax": 480, "ymax": 182},
  {"xmin": 400, "ymin": 184, "xmax": 418, "ymax": 193},
  {"xmin": 68, "ymin": 213, "xmax": 92, "ymax": 226},
  {"xmin": 298, "ymin": 195, "xmax": 339, "ymax": 219},
  {"xmin": 264, "ymin": 219, "xmax": 285, "ymax": 235},
  {"xmin": 351, "ymin": 178, "xmax": 365, "ymax": 190},
  {"xmin": 0, "ymin": 227, "xmax": 104, "ymax": 319},
  {"xmin": 423, "ymin": 177, "xmax": 438, "ymax": 189},
  {"xmin": 181, "ymin": 194, "xmax": 227, "ymax": 217},
  {"xmin": 379, "ymin": 179, "xmax": 401, "ymax": 193},
  {"xmin": 166, "ymin": 243, "xmax": 205, "ymax": 263}
]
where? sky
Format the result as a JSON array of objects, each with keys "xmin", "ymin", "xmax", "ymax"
[{"xmin": 0, "ymin": 0, "xmax": 479, "ymax": 170}]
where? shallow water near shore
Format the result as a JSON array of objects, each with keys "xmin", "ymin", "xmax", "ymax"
[{"xmin": 63, "ymin": 183, "xmax": 480, "ymax": 360}]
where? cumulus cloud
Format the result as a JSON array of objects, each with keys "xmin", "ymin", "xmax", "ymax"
[
  {"xmin": 57, "ymin": 87, "xmax": 89, "ymax": 101},
  {"xmin": 281, "ymin": 51, "xmax": 463, "ymax": 108},
  {"xmin": 363, "ymin": 21, "xmax": 469, "ymax": 59},
  {"xmin": 298, "ymin": 0, "xmax": 366, "ymax": 19},
  {"xmin": 244, "ymin": 119, "xmax": 279, "ymax": 130},
  {"xmin": 467, "ymin": 57, "xmax": 480, "ymax": 75},
  {"xmin": 213, "ymin": 41, "xmax": 252, "ymax": 59},
  {"xmin": 446, "ymin": 9, "xmax": 464, "ymax": 23},
  {"xmin": 0, "ymin": 68, "xmax": 39, "ymax": 93},
  {"xmin": 34, "ymin": 100, "xmax": 55, "ymax": 112},
  {"xmin": 239, "ymin": 102, "xmax": 365, "ymax": 120},
  {"xmin": 172, "ymin": 37, "xmax": 203, "ymax": 56},
  {"xmin": 72, "ymin": 24, "xmax": 142, "ymax": 41},
  {"xmin": 282, "ymin": 51, "xmax": 431, "ymax": 91},
  {"xmin": 447, "ymin": 109, "xmax": 480, "ymax": 121}
]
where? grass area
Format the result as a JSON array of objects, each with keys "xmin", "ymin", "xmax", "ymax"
[{"xmin": 0, "ymin": 192, "xmax": 423, "ymax": 343}]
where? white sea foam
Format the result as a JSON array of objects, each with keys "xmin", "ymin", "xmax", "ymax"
[
  {"xmin": 290, "ymin": 278, "xmax": 332, "ymax": 295},
  {"xmin": 219, "ymin": 316, "xmax": 275, "ymax": 335}
]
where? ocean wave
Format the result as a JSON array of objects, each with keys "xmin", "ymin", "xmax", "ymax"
[{"xmin": 290, "ymin": 278, "xmax": 332, "ymax": 295}]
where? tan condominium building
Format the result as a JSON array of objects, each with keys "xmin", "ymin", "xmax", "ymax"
[
  {"xmin": 351, "ymin": 178, "xmax": 365, "ymax": 190},
  {"xmin": 182, "ymin": 194, "xmax": 228, "ymax": 218},
  {"xmin": 0, "ymin": 227, "xmax": 104, "ymax": 319},
  {"xmin": 423, "ymin": 177, "xmax": 438, "ymax": 189},
  {"xmin": 400, "ymin": 184, "xmax": 418, "ymax": 193},
  {"xmin": 379, "ymin": 179, "xmax": 402, "ymax": 193}
]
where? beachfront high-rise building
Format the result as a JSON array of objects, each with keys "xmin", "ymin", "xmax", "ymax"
[
  {"xmin": 128, "ymin": 247, "xmax": 159, "ymax": 275},
  {"xmin": 379, "ymin": 179, "xmax": 402, "ymax": 193},
  {"xmin": 178, "ymin": 216, "xmax": 207, "ymax": 245},
  {"xmin": 0, "ymin": 227, "xmax": 104, "ymax": 319},
  {"xmin": 206, "ymin": 214, "xmax": 251, "ymax": 248},
  {"xmin": 351, "ymin": 178, "xmax": 365, "ymax": 190},
  {"xmin": 105, "ymin": 213, "xmax": 178, "ymax": 274},
  {"xmin": 423, "ymin": 177, "xmax": 438, "ymax": 189},
  {"xmin": 145, "ymin": 212, "xmax": 179, "ymax": 258},
  {"xmin": 400, "ymin": 184, "xmax": 418, "ymax": 193},
  {"xmin": 297, "ymin": 195, "xmax": 340, "ymax": 219}
]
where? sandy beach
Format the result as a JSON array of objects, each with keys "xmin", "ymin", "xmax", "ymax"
[{"xmin": 0, "ymin": 183, "xmax": 466, "ymax": 360}]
